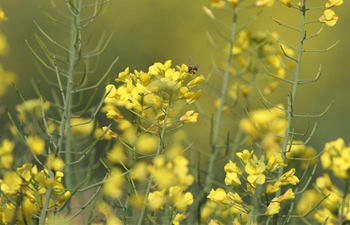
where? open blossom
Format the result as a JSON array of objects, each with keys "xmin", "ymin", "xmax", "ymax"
[
  {"xmin": 180, "ymin": 110, "xmax": 198, "ymax": 123},
  {"xmin": 266, "ymin": 199, "xmax": 280, "ymax": 216},
  {"xmin": 319, "ymin": 10, "xmax": 338, "ymax": 27}
]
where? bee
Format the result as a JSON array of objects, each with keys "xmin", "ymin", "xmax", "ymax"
[{"xmin": 188, "ymin": 57, "xmax": 199, "ymax": 74}]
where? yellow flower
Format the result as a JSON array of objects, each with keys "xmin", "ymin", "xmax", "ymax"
[
  {"xmin": 187, "ymin": 75, "xmax": 205, "ymax": 88},
  {"xmin": 106, "ymin": 109, "xmax": 124, "ymax": 121},
  {"xmin": 173, "ymin": 213, "xmax": 186, "ymax": 225},
  {"xmin": 115, "ymin": 67, "xmax": 130, "ymax": 82},
  {"xmin": 0, "ymin": 65, "xmax": 16, "ymax": 96},
  {"xmin": 56, "ymin": 191, "xmax": 71, "ymax": 205},
  {"xmin": 46, "ymin": 154, "xmax": 64, "ymax": 171},
  {"xmin": 275, "ymin": 168, "xmax": 299, "ymax": 186},
  {"xmin": 314, "ymin": 208, "xmax": 337, "ymax": 224},
  {"xmin": 129, "ymin": 195, "xmax": 145, "ymax": 209},
  {"xmin": 296, "ymin": 189, "xmax": 321, "ymax": 214},
  {"xmin": 265, "ymin": 199, "xmax": 280, "ymax": 216},
  {"xmin": 325, "ymin": 0, "xmax": 343, "ymax": 8},
  {"xmin": 0, "ymin": 139, "xmax": 14, "ymax": 168},
  {"xmin": 315, "ymin": 173, "xmax": 333, "ymax": 189},
  {"xmin": 97, "ymin": 202, "xmax": 123, "ymax": 225},
  {"xmin": 266, "ymin": 155, "xmax": 286, "ymax": 172},
  {"xmin": 27, "ymin": 135, "xmax": 45, "ymax": 155},
  {"xmin": 186, "ymin": 90, "xmax": 202, "ymax": 104},
  {"xmin": 169, "ymin": 186, "xmax": 194, "ymax": 211},
  {"xmin": 236, "ymin": 149, "xmax": 253, "ymax": 163},
  {"xmin": 148, "ymin": 190, "xmax": 166, "ymax": 211},
  {"xmin": 104, "ymin": 84, "xmax": 118, "ymax": 101},
  {"xmin": 265, "ymin": 184, "xmax": 280, "ymax": 194},
  {"xmin": 276, "ymin": 188, "xmax": 295, "ymax": 202},
  {"xmin": 130, "ymin": 161, "xmax": 148, "ymax": 181},
  {"xmin": 278, "ymin": 0, "xmax": 292, "ymax": 7},
  {"xmin": 208, "ymin": 220, "xmax": 220, "ymax": 225},
  {"xmin": 180, "ymin": 110, "xmax": 198, "ymax": 123},
  {"xmin": 319, "ymin": 9, "xmax": 338, "ymax": 27},
  {"xmin": 224, "ymin": 160, "xmax": 242, "ymax": 174},
  {"xmin": 107, "ymin": 142, "xmax": 127, "ymax": 164},
  {"xmin": 0, "ymin": 33, "xmax": 9, "ymax": 56},
  {"xmin": 226, "ymin": 191, "xmax": 243, "ymax": 204},
  {"xmin": 245, "ymin": 159, "xmax": 266, "ymax": 185},
  {"xmin": 149, "ymin": 156, "xmax": 176, "ymax": 189},
  {"xmin": 207, "ymin": 188, "xmax": 227, "ymax": 203},
  {"xmin": 256, "ymin": 0, "xmax": 274, "ymax": 7},
  {"xmin": 16, "ymin": 99, "xmax": 50, "ymax": 121},
  {"xmin": 321, "ymin": 138, "xmax": 350, "ymax": 179},
  {"xmin": 0, "ymin": 8, "xmax": 8, "ymax": 22},
  {"xmin": 3, "ymin": 171, "xmax": 22, "ymax": 194},
  {"xmin": 103, "ymin": 168, "xmax": 124, "ymax": 198},
  {"xmin": 135, "ymin": 133, "xmax": 159, "ymax": 154},
  {"xmin": 225, "ymin": 172, "xmax": 241, "ymax": 187},
  {"xmin": 210, "ymin": 0, "xmax": 226, "ymax": 8},
  {"xmin": 228, "ymin": 0, "xmax": 239, "ymax": 8},
  {"xmin": 70, "ymin": 118, "xmax": 94, "ymax": 136},
  {"xmin": 286, "ymin": 141, "xmax": 317, "ymax": 169}
]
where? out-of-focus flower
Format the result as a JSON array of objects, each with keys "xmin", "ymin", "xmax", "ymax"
[
  {"xmin": 256, "ymin": 0, "xmax": 274, "ymax": 7},
  {"xmin": 135, "ymin": 133, "xmax": 158, "ymax": 154},
  {"xmin": 169, "ymin": 186, "xmax": 194, "ymax": 211},
  {"xmin": 321, "ymin": 138, "xmax": 350, "ymax": 179},
  {"xmin": 148, "ymin": 190, "xmax": 166, "ymax": 211},
  {"xmin": 0, "ymin": 139, "xmax": 14, "ymax": 168},
  {"xmin": 326, "ymin": 0, "xmax": 343, "ymax": 8},
  {"xmin": 202, "ymin": 6, "xmax": 215, "ymax": 19},
  {"xmin": 278, "ymin": 0, "xmax": 292, "ymax": 7},
  {"xmin": 27, "ymin": 135, "xmax": 45, "ymax": 155},
  {"xmin": 210, "ymin": 0, "xmax": 225, "ymax": 8},
  {"xmin": 103, "ymin": 168, "xmax": 124, "ymax": 198}
]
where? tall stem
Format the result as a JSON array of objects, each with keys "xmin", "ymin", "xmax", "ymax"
[
  {"xmin": 137, "ymin": 95, "xmax": 173, "ymax": 225},
  {"xmin": 204, "ymin": 8, "xmax": 238, "ymax": 195},
  {"xmin": 274, "ymin": 1, "xmax": 306, "ymax": 224}
]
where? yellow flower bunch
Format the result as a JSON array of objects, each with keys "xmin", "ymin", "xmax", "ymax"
[
  {"xmin": 104, "ymin": 60, "xmax": 203, "ymax": 138},
  {"xmin": 321, "ymin": 138, "xmax": 350, "ymax": 179},
  {"xmin": 0, "ymin": 164, "xmax": 70, "ymax": 224}
]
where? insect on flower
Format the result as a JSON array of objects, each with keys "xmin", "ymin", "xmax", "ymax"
[{"xmin": 188, "ymin": 57, "xmax": 199, "ymax": 74}]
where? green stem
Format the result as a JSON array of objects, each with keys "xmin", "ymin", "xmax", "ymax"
[
  {"xmin": 274, "ymin": 1, "xmax": 306, "ymax": 224},
  {"xmin": 137, "ymin": 95, "xmax": 173, "ymax": 225},
  {"xmin": 204, "ymin": 7, "xmax": 238, "ymax": 194}
]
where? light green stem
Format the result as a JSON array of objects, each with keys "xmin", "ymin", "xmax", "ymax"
[
  {"xmin": 40, "ymin": 1, "xmax": 82, "ymax": 223},
  {"xmin": 137, "ymin": 95, "xmax": 173, "ymax": 225},
  {"xmin": 274, "ymin": 1, "xmax": 306, "ymax": 224},
  {"xmin": 63, "ymin": 0, "xmax": 82, "ymax": 192},
  {"xmin": 204, "ymin": 7, "xmax": 238, "ymax": 196}
]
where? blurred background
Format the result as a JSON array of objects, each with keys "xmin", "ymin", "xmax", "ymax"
[{"xmin": 0, "ymin": 0, "xmax": 349, "ymax": 153}]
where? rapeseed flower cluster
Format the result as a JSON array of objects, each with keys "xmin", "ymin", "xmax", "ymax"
[
  {"xmin": 103, "ymin": 60, "xmax": 203, "ymax": 141},
  {"xmin": 0, "ymin": 164, "xmax": 70, "ymax": 224},
  {"xmin": 204, "ymin": 146, "xmax": 298, "ymax": 222},
  {"xmin": 100, "ymin": 61, "xmax": 202, "ymax": 223}
]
